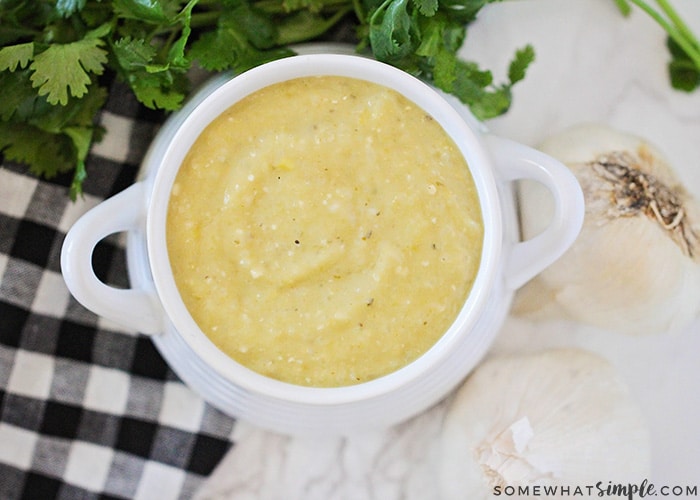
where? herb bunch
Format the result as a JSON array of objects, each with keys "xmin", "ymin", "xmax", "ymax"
[{"xmin": 0, "ymin": 0, "xmax": 535, "ymax": 199}]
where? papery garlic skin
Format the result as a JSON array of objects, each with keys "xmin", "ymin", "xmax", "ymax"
[
  {"xmin": 438, "ymin": 349, "xmax": 651, "ymax": 500},
  {"xmin": 514, "ymin": 123, "xmax": 700, "ymax": 335}
]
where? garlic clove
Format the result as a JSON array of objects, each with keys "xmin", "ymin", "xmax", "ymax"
[
  {"xmin": 514, "ymin": 123, "xmax": 700, "ymax": 335},
  {"xmin": 438, "ymin": 349, "xmax": 651, "ymax": 500}
]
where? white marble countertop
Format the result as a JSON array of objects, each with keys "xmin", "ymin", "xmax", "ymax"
[{"xmin": 196, "ymin": 1, "xmax": 700, "ymax": 498}]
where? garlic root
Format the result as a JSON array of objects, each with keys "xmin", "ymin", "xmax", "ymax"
[
  {"xmin": 514, "ymin": 123, "xmax": 700, "ymax": 335},
  {"xmin": 438, "ymin": 349, "xmax": 651, "ymax": 500}
]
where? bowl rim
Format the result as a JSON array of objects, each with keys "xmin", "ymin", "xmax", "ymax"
[{"xmin": 145, "ymin": 53, "xmax": 503, "ymax": 405}]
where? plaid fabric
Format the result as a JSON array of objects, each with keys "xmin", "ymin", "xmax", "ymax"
[{"xmin": 0, "ymin": 78, "xmax": 236, "ymax": 499}]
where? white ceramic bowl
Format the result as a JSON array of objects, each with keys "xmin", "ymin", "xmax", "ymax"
[{"xmin": 61, "ymin": 47, "xmax": 584, "ymax": 435}]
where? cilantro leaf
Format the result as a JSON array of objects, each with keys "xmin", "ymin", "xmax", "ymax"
[
  {"xmin": 369, "ymin": 0, "xmax": 417, "ymax": 62},
  {"xmin": 28, "ymin": 85, "xmax": 107, "ymax": 135},
  {"xmin": 189, "ymin": 9, "xmax": 294, "ymax": 73},
  {"xmin": 414, "ymin": 16, "xmax": 444, "ymax": 57},
  {"xmin": 508, "ymin": 44, "xmax": 535, "ymax": 85},
  {"xmin": 188, "ymin": 30, "xmax": 237, "ymax": 71},
  {"xmin": 440, "ymin": 48, "xmax": 534, "ymax": 121},
  {"xmin": 0, "ymin": 42, "xmax": 34, "ymax": 71},
  {"xmin": 30, "ymin": 38, "xmax": 107, "ymax": 105},
  {"xmin": 167, "ymin": 0, "xmax": 196, "ymax": 68},
  {"xmin": 0, "ymin": 71, "xmax": 38, "ymax": 121},
  {"xmin": 112, "ymin": 0, "xmax": 174, "ymax": 23},
  {"xmin": 226, "ymin": 3, "xmax": 278, "ymax": 49},
  {"xmin": 412, "ymin": 0, "xmax": 438, "ymax": 17},
  {"xmin": 466, "ymin": 85, "xmax": 511, "ymax": 120},
  {"xmin": 112, "ymin": 37, "xmax": 158, "ymax": 70},
  {"xmin": 130, "ymin": 76, "xmax": 186, "ymax": 110},
  {"xmin": 0, "ymin": 122, "xmax": 77, "ymax": 178},
  {"xmin": 667, "ymin": 37, "xmax": 700, "ymax": 92},
  {"xmin": 432, "ymin": 47, "xmax": 457, "ymax": 90}
]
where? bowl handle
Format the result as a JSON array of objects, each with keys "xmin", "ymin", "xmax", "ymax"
[
  {"xmin": 483, "ymin": 134, "xmax": 584, "ymax": 290},
  {"xmin": 61, "ymin": 182, "xmax": 163, "ymax": 334}
]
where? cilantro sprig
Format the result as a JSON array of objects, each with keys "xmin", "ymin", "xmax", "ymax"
[
  {"xmin": 615, "ymin": 0, "xmax": 700, "ymax": 91},
  {"xmin": 363, "ymin": 0, "xmax": 535, "ymax": 120},
  {"xmin": 2, "ymin": 0, "xmax": 532, "ymax": 199}
]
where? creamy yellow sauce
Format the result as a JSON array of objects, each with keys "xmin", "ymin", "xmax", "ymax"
[{"xmin": 167, "ymin": 76, "xmax": 483, "ymax": 387}]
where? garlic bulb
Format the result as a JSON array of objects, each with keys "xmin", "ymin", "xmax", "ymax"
[
  {"xmin": 438, "ymin": 349, "xmax": 651, "ymax": 500},
  {"xmin": 514, "ymin": 123, "xmax": 700, "ymax": 335}
]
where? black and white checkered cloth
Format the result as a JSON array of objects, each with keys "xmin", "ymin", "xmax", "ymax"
[{"xmin": 0, "ymin": 79, "xmax": 236, "ymax": 499}]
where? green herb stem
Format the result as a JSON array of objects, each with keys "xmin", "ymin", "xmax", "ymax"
[
  {"xmin": 158, "ymin": 29, "xmax": 179, "ymax": 61},
  {"xmin": 277, "ymin": 6, "xmax": 355, "ymax": 45},
  {"xmin": 188, "ymin": 11, "xmax": 223, "ymax": 29},
  {"xmin": 253, "ymin": 0, "xmax": 353, "ymax": 15},
  {"xmin": 351, "ymin": 0, "xmax": 367, "ymax": 23},
  {"xmin": 189, "ymin": 0, "xmax": 224, "ymax": 8},
  {"xmin": 1, "ymin": 26, "xmax": 41, "ymax": 41},
  {"xmin": 627, "ymin": 0, "xmax": 700, "ymax": 68},
  {"xmin": 614, "ymin": 0, "xmax": 632, "ymax": 16},
  {"xmin": 655, "ymin": 0, "xmax": 697, "ymax": 44}
]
